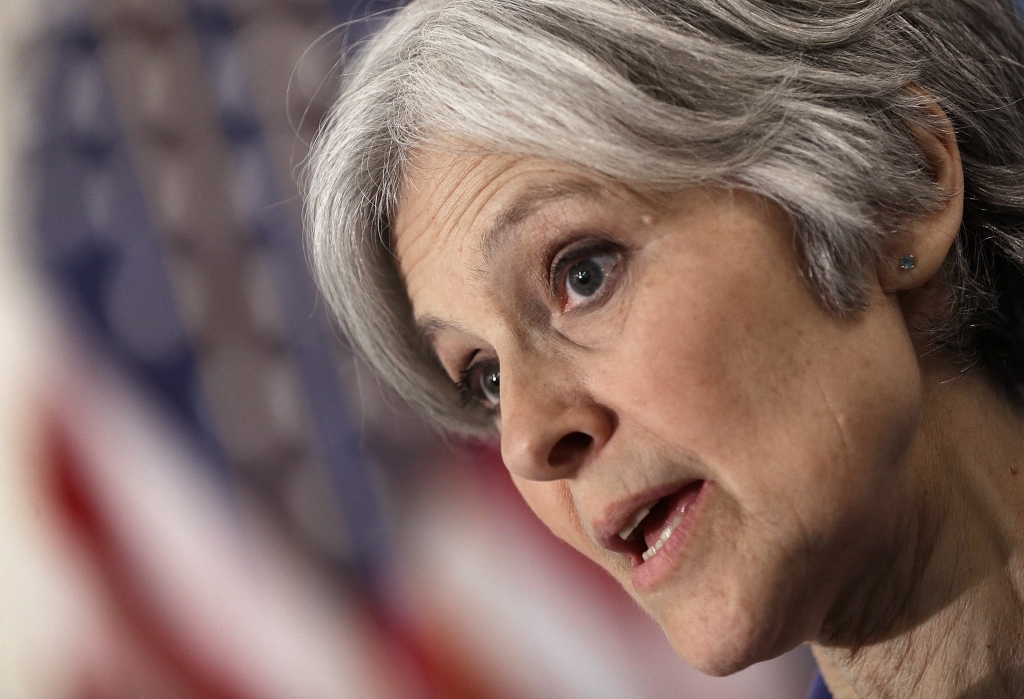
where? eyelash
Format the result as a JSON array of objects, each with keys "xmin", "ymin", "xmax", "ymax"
[{"xmin": 455, "ymin": 368, "xmax": 477, "ymax": 408}]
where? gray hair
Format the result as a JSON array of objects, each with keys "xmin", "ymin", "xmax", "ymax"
[{"xmin": 304, "ymin": 0, "xmax": 1024, "ymax": 434}]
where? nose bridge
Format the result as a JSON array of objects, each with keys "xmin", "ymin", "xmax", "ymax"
[{"xmin": 498, "ymin": 345, "xmax": 614, "ymax": 482}]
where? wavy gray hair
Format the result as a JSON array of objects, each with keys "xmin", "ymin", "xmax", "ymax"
[{"xmin": 304, "ymin": 0, "xmax": 1024, "ymax": 434}]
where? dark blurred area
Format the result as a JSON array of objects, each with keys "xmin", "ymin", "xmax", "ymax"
[{"xmin": 0, "ymin": 0, "xmax": 816, "ymax": 697}]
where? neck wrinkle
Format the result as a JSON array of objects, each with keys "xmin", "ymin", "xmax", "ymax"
[{"xmin": 812, "ymin": 367, "xmax": 1024, "ymax": 699}]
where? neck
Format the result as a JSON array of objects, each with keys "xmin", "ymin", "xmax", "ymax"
[{"xmin": 812, "ymin": 364, "xmax": 1024, "ymax": 699}]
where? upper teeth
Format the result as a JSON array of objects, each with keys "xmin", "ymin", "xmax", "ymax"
[{"xmin": 617, "ymin": 505, "xmax": 652, "ymax": 541}]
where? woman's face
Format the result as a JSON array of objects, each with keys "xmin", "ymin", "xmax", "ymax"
[{"xmin": 394, "ymin": 147, "xmax": 923, "ymax": 674}]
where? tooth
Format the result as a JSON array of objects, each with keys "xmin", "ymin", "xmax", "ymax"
[
  {"xmin": 663, "ymin": 513, "xmax": 684, "ymax": 540},
  {"xmin": 639, "ymin": 510, "xmax": 687, "ymax": 563},
  {"xmin": 618, "ymin": 505, "xmax": 652, "ymax": 541}
]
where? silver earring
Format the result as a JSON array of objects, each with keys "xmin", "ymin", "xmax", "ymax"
[{"xmin": 899, "ymin": 254, "xmax": 916, "ymax": 271}]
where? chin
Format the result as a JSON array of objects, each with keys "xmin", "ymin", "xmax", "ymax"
[
  {"xmin": 654, "ymin": 567, "xmax": 809, "ymax": 677},
  {"xmin": 665, "ymin": 611, "xmax": 794, "ymax": 677}
]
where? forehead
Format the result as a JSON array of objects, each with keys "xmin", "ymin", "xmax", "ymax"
[{"xmin": 393, "ymin": 147, "xmax": 610, "ymax": 307}]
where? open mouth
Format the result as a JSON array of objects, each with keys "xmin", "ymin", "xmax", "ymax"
[{"xmin": 617, "ymin": 481, "xmax": 704, "ymax": 564}]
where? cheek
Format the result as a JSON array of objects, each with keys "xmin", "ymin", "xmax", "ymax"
[
  {"xmin": 511, "ymin": 477, "xmax": 576, "ymax": 541},
  {"xmin": 591, "ymin": 219, "xmax": 920, "ymax": 611},
  {"xmin": 511, "ymin": 476, "xmax": 603, "ymax": 561},
  {"xmin": 604, "ymin": 220, "xmax": 919, "ymax": 502},
  {"xmin": 602, "ymin": 242, "xmax": 806, "ymax": 460}
]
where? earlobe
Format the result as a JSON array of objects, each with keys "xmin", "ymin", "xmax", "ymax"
[{"xmin": 878, "ymin": 95, "xmax": 964, "ymax": 294}]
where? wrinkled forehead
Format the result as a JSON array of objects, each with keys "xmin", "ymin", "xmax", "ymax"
[
  {"xmin": 392, "ymin": 146, "xmax": 512, "ymax": 289},
  {"xmin": 392, "ymin": 145, "xmax": 611, "ymax": 308}
]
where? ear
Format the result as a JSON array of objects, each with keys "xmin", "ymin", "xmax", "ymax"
[{"xmin": 878, "ymin": 95, "xmax": 964, "ymax": 293}]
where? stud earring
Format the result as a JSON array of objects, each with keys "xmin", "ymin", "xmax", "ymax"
[{"xmin": 899, "ymin": 254, "xmax": 916, "ymax": 271}]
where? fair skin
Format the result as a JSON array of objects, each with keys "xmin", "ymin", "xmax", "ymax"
[{"xmin": 392, "ymin": 121, "xmax": 1024, "ymax": 698}]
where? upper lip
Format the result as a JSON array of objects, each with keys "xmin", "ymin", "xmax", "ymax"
[{"xmin": 593, "ymin": 477, "xmax": 701, "ymax": 555}]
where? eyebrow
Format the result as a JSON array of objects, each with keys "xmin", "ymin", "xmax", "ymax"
[
  {"xmin": 480, "ymin": 179, "xmax": 605, "ymax": 265},
  {"xmin": 411, "ymin": 179, "xmax": 606, "ymax": 343},
  {"xmin": 417, "ymin": 314, "xmax": 469, "ymax": 343},
  {"xmin": 415, "ymin": 314, "xmax": 475, "ymax": 381}
]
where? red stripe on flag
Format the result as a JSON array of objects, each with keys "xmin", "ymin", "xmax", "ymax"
[{"xmin": 46, "ymin": 415, "xmax": 258, "ymax": 699}]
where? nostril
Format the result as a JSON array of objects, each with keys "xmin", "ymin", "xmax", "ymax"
[{"xmin": 548, "ymin": 431, "xmax": 593, "ymax": 468}]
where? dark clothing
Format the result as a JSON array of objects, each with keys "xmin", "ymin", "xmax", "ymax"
[{"xmin": 808, "ymin": 673, "xmax": 833, "ymax": 699}]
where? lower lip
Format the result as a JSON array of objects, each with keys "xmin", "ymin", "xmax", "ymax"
[{"xmin": 630, "ymin": 481, "xmax": 710, "ymax": 592}]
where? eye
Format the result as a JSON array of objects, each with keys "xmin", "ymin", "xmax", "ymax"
[
  {"xmin": 552, "ymin": 244, "xmax": 622, "ymax": 311},
  {"xmin": 566, "ymin": 255, "xmax": 614, "ymax": 303},
  {"xmin": 479, "ymin": 364, "xmax": 501, "ymax": 405},
  {"xmin": 457, "ymin": 359, "xmax": 500, "ymax": 409}
]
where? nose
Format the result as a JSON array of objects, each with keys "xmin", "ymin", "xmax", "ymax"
[{"xmin": 498, "ymin": 362, "xmax": 615, "ymax": 482}]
